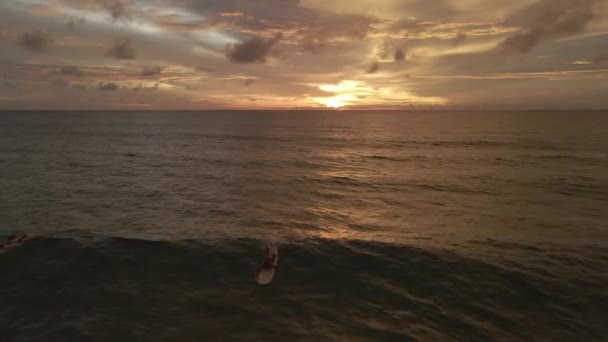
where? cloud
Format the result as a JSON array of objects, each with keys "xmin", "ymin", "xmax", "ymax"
[
  {"xmin": 496, "ymin": 29, "xmax": 542, "ymax": 54},
  {"xmin": 51, "ymin": 79, "xmax": 69, "ymax": 87},
  {"xmin": 295, "ymin": 13, "xmax": 375, "ymax": 53},
  {"xmin": 571, "ymin": 60, "xmax": 593, "ymax": 65},
  {"xmin": 17, "ymin": 31, "xmax": 52, "ymax": 52},
  {"xmin": 61, "ymin": 66, "xmax": 84, "ymax": 77},
  {"xmin": 151, "ymin": 14, "xmax": 216, "ymax": 32},
  {"xmin": 376, "ymin": 41, "xmax": 390, "ymax": 59},
  {"xmin": 300, "ymin": 34, "xmax": 325, "ymax": 53},
  {"xmin": 25, "ymin": 3, "xmax": 59, "ymax": 16},
  {"xmin": 366, "ymin": 61, "xmax": 380, "ymax": 73},
  {"xmin": 141, "ymin": 66, "xmax": 162, "ymax": 76},
  {"xmin": 375, "ymin": 42, "xmax": 408, "ymax": 64},
  {"xmin": 72, "ymin": 84, "xmax": 87, "ymax": 91},
  {"xmin": 67, "ymin": 16, "xmax": 86, "ymax": 30},
  {"xmin": 131, "ymin": 83, "xmax": 159, "ymax": 91},
  {"xmin": 452, "ymin": 33, "xmax": 467, "ymax": 46},
  {"xmin": 381, "ymin": 19, "xmax": 507, "ymax": 40},
  {"xmin": 226, "ymin": 33, "xmax": 282, "ymax": 63},
  {"xmin": 4, "ymin": 0, "xmax": 608, "ymax": 110},
  {"xmin": 394, "ymin": 48, "xmax": 405, "ymax": 62},
  {"xmin": 105, "ymin": 39, "xmax": 136, "ymax": 60},
  {"xmin": 496, "ymin": 0, "xmax": 597, "ymax": 54},
  {"xmin": 99, "ymin": 0, "xmax": 134, "ymax": 22},
  {"xmin": 593, "ymin": 52, "xmax": 608, "ymax": 64},
  {"xmin": 97, "ymin": 82, "xmax": 119, "ymax": 91},
  {"xmin": 169, "ymin": 0, "xmax": 374, "ymax": 53}
]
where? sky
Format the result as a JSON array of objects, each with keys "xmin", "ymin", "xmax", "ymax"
[{"xmin": 0, "ymin": 0, "xmax": 607, "ymax": 110}]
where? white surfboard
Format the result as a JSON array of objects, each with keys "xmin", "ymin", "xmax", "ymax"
[{"xmin": 256, "ymin": 245, "xmax": 279, "ymax": 285}]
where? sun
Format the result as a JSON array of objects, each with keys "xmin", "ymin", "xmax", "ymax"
[
  {"xmin": 316, "ymin": 94, "xmax": 356, "ymax": 109},
  {"xmin": 323, "ymin": 97, "xmax": 346, "ymax": 108}
]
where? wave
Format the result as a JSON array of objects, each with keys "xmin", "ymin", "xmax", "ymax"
[
  {"xmin": 300, "ymin": 175, "xmax": 365, "ymax": 187},
  {"xmin": 1, "ymin": 235, "xmax": 606, "ymax": 340},
  {"xmin": 215, "ymin": 134, "xmax": 293, "ymax": 143},
  {"xmin": 366, "ymin": 155, "xmax": 429, "ymax": 162},
  {"xmin": 379, "ymin": 140, "xmax": 564, "ymax": 150},
  {"xmin": 121, "ymin": 153, "xmax": 139, "ymax": 157},
  {"xmin": 529, "ymin": 177, "xmax": 608, "ymax": 200},
  {"xmin": 412, "ymin": 182, "xmax": 494, "ymax": 195},
  {"xmin": 527, "ymin": 154, "xmax": 607, "ymax": 165}
]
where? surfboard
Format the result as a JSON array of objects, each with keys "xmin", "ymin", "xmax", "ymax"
[{"xmin": 257, "ymin": 245, "xmax": 279, "ymax": 285}]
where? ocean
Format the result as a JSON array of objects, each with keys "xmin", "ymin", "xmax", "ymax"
[{"xmin": 1, "ymin": 110, "xmax": 607, "ymax": 341}]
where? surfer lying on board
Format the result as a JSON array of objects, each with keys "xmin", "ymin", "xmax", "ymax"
[
  {"xmin": 262, "ymin": 247, "xmax": 277, "ymax": 270},
  {"xmin": 1, "ymin": 232, "xmax": 29, "ymax": 250}
]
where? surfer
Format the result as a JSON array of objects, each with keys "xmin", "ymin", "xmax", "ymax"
[
  {"xmin": 262, "ymin": 247, "xmax": 276, "ymax": 270},
  {"xmin": 1, "ymin": 232, "xmax": 28, "ymax": 249},
  {"xmin": 257, "ymin": 245, "xmax": 279, "ymax": 285}
]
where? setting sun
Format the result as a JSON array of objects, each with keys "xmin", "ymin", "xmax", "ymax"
[{"xmin": 316, "ymin": 94, "xmax": 356, "ymax": 108}]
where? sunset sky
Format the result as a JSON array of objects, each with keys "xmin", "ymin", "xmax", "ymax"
[{"xmin": 1, "ymin": 0, "xmax": 607, "ymax": 110}]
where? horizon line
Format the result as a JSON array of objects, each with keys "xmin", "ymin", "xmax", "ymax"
[
  {"xmin": 1, "ymin": 108, "xmax": 608, "ymax": 112},
  {"xmin": 0, "ymin": 107, "xmax": 608, "ymax": 112}
]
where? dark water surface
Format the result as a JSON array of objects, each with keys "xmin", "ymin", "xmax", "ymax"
[{"xmin": 1, "ymin": 111, "xmax": 607, "ymax": 341}]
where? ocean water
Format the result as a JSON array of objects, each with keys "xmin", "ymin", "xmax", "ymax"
[{"xmin": 0, "ymin": 110, "xmax": 607, "ymax": 341}]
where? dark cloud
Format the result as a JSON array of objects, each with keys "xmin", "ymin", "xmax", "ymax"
[
  {"xmin": 394, "ymin": 49, "xmax": 405, "ymax": 62},
  {"xmin": 300, "ymin": 34, "xmax": 325, "ymax": 53},
  {"xmin": 131, "ymin": 83, "xmax": 159, "ymax": 91},
  {"xmin": 17, "ymin": 31, "xmax": 52, "ymax": 52},
  {"xmin": 99, "ymin": 0, "xmax": 134, "ymax": 22},
  {"xmin": 141, "ymin": 66, "xmax": 162, "ymax": 76},
  {"xmin": 51, "ymin": 79, "xmax": 70, "ymax": 87},
  {"xmin": 97, "ymin": 82, "xmax": 119, "ymax": 91},
  {"xmin": 497, "ymin": 0, "xmax": 597, "ymax": 54},
  {"xmin": 105, "ymin": 39, "xmax": 136, "ymax": 60},
  {"xmin": 244, "ymin": 79, "xmax": 255, "ymax": 86},
  {"xmin": 226, "ymin": 33, "xmax": 282, "ymax": 63},
  {"xmin": 60, "ymin": 66, "xmax": 84, "ymax": 77},
  {"xmin": 496, "ymin": 28, "xmax": 542, "ymax": 54},
  {"xmin": 67, "ymin": 16, "xmax": 86, "ymax": 30},
  {"xmin": 366, "ymin": 61, "xmax": 380, "ymax": 74},
  {"xmin": 452, "ymin": 33, "xmax": 467, "ymax": 46}
]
